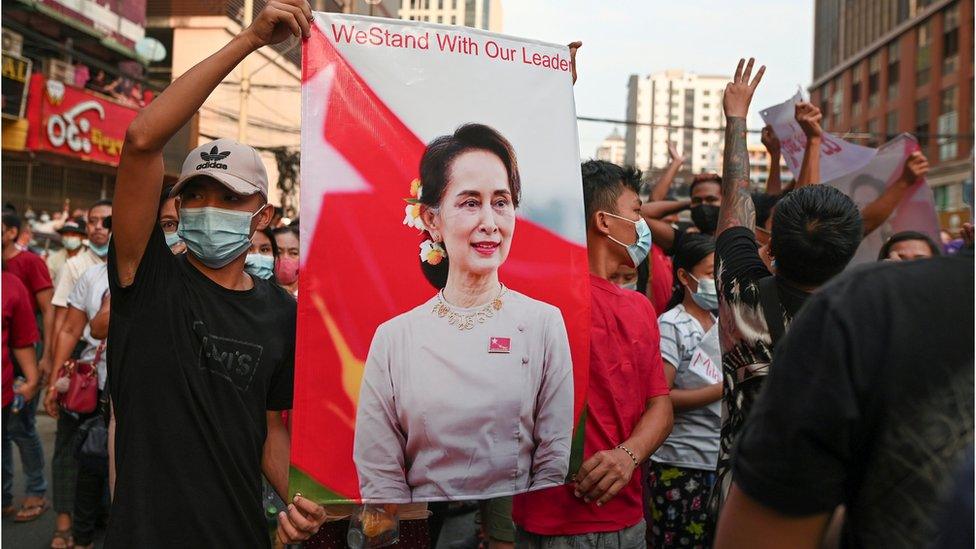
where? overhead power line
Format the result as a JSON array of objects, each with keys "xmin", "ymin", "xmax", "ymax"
[{"xmin": 576, "ymin": 115, "xmax": 974, "ymax": 140}]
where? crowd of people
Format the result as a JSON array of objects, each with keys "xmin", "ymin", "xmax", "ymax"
[{"xmin": 1, "ymin": 1, "xmax": 973, "ymax": 548}]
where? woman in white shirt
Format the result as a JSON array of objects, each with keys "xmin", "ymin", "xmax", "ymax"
[
  {"xmin": 646, "ymin": 234, "xmax": 721, "ymax": 548},
  {"xmin": 353, "ymin": 123, "xmax": 574, "ymax": 503}
]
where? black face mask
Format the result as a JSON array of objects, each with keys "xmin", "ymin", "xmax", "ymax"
[{"xmin": 690, "ymin": 204, "xmax": 720, "ymax": 234}]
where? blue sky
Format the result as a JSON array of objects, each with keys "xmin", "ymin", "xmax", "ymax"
[{"xmin": 502, "ymin": 0, "xmax": 815, "ymax": 157}]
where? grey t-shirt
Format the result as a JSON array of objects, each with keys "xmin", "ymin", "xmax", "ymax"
[{"xmin": 652, "ymin": 305, "xmax": 721, "ymax": 470}]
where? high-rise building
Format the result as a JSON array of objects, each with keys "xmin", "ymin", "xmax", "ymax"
[
  {"xmin": 624, "ymin": 70, "xmax": 729, "ymax": 175},
  {"xmin": 810, "ymin": 0, "xmax": 974, "ymax": 229},
  {"xmin": 595, "ymin": 128, "xmax": 626, "ymax": 165},
  {"xmin": 748, "ymin": 144, "xmax": 789, "ymax": 190},
  {"xmin": 399, "ymin": 0, "xmax": 503, "ymax": 31},
  {"xmin": 312, "ymin": 0, "xmax": 400, "ymax": 17}
]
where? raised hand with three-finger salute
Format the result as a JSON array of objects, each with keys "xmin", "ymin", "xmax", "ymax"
[{"xmin": 723, "ymin": 57, "xmax": 765, "ymax": 119}]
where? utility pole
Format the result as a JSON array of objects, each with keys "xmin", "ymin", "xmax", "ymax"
[{"xmin": 238, "ymin": 0, "xmax": 253, "ymax": 142}]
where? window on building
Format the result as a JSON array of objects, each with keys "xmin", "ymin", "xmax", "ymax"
[
  {"xmin": 703, "ymin": 90, "xmax": 711, "ymax": 96},
  {"xmin": 916, "ymin": 98, "xmax": 930, "ymax": 148},
  {"xmin": 938, "ymin": 85, "xmax": 958, "ymax": 160},
  {"xmin": 851, "ymin": 80, "xmax": 862, "ymax": 118},
  {"xmin": 866, "ymin": 118, "xmax": 880, "ymax": 146},
  {"xmin": 464, "ymin": 0, "xmax": 476, "ymax": 26},
  {"xmin": 886, "ymin": 110, "xmax": 899, "ymax": 140},
  {"xmin": 917, "ymin": 21, "xmax": 932, "ymax": 86},
  {"xmin": 943, "ymin": 4, "xmax": 960, "ymax": 75},
  {"xmin": 933, "ymin": 185, "xmax": 949, "ymax": 211},
  {"xmin": 887, "ymin": 42, "xmax": 900, "ymax": 100},
  {"xmin": 868, "ymin": 53, "xmax": 881, "ymax": 108},
  {"xmin": 702, "ymin": 115, "xmax": 710, "ymax": 122}
]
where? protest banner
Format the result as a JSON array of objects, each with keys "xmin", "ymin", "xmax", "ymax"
[
  {"xmin": 825, "ymin": 134, "xmax": 941, "ymax": 264},
  {"xmin": 687, "ymin": 325, "xmax": 722, "ymax": 422},
  {"xmin": 761, "ymin": 94, "xmax": 939, "ymax": 265},
  {"xmin": 291, "ymin": 13, "xmax": 589, "ymax": 504},
  {"xmin": 759, "ymin": 91, "xmax": 875, "ymax": 182}
]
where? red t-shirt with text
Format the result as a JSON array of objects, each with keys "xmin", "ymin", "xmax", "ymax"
[
  {"xmin": 512, "ymin": 275, "xmax": 670, "ymax": 535},
  {"xmin": 2, "ymin": 272, "xmax": 40, "ymax": 406}
]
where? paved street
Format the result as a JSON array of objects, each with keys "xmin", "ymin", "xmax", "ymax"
[{"xmin": 3, "ymin": 410, "xmax": 105, "ymax": 549}]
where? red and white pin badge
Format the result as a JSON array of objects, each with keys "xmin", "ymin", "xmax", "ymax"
[{"xmin": 488, "ymin": 337, "xmax": 511, "ymax": 353}]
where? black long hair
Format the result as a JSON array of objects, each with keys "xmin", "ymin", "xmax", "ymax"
[
  {"xmin": 662, "ymin": 233, "xmax": 715, "ymax": 312},
  {"xmin": 418, "ymin": 124, "xmax": 521, "ymax": 289}
]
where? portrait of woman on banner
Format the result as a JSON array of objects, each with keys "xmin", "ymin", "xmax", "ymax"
[{"xmin": 352, "ymin": 123, "xmax": 574, "ymax": 503}]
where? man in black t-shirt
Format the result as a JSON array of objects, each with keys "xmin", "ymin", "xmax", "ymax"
[
  {"xmin": 715, "ymin": 253, "xmax": 974, "ymax": 548},
  {"xmin": 107, "ymin": 1, "xmax": 325, "ymax": 546},
  {"xmin": 708, "ymin": 58, "xmax": 865, "ymax": 516}
]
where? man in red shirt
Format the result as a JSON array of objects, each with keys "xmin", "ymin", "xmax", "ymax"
[
  {"xmin": 1, "ymin": 212, "xmax": 53, "ymax": 522},
  {"xmin": 513, "ymin": 160, "xmax": 673, "ymax": 547},
  {"xmin": 2, "ymin": 213, "xmax": 54, "ymax": 375},
  {"xmin": 2, "ymin": 269, "xmax": 42, "ymax": 516}
]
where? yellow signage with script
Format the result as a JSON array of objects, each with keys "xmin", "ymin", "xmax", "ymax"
[{"xmin": 2, "ymin": 53, "xmax": 32, "ymax": 119}]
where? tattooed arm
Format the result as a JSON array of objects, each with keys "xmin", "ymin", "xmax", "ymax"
[{"xmin": 717, "ymin": 58, "xmax": 765, "ymax": 238}]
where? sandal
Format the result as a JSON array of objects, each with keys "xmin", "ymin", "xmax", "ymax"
[
  {"xmin": 50, "ymin": 529, "xmax": 74, "ymax": 549},
  {"xmin": 13, "ymin": 497, "xmax": 50, "ymax": 522}
]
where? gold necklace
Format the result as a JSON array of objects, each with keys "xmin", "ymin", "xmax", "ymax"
[{"xmin": 432, "ymin": 285, "xmax": 506, "ymax": 331}]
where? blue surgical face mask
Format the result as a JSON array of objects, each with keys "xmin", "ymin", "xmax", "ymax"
[
  {"xmin": 604, "ymin": 212, "xmax": 652, "ymax": 267},
  {"xmin": 89, "ymin": 240, "xmax": 110, "ymax": 258},
  {"xmin": 619, "ymin": 280, "xmax": 638, "ymax": 291},
  {"xmin": 244, "ymin": 253, "xmax": 275, "ymax": 280},
  {"xmin": 689, "ymin": 274, "xmax": 719, "ymax": 312},
  {"xmin": 164, "ymin": 231, "xmax": 183, "ymax": 249},
  {"xmin": 178, "ymin": 206, "xmax": 263, "ymax": 269}
]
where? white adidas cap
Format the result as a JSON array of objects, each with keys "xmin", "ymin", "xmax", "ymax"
[{"xmin": 170, "ymin": 138, "xmax": 268, "ymax": 198}]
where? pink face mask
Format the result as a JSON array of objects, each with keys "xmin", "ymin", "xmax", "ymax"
[{"xmin": 275, "ymin": 256, "xmax": 299, "ymax": 285}]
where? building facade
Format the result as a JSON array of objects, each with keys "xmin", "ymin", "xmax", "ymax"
[
  {"xmin": 398, "ymin": 0, "xmax": 503, "ymax": 31},
  {"xmin": 748, "ymin": 144, "xmax": 790, "ymax": 190},
  {"xmin": 810, "ymin": 0, "xmax": 974, "ymax": 229},
  {"xmin": 146, "ymin": 0, "xmax": 305, "ymax": 215},
  {"xmin": 624, "ymin": 69, "xmax": 728, "ymax": 175},
  {"xmin": 2, "ymin": 0, "xmax": 194, "ymax": 215},
  {"xmin": 595, "ymin": 128, "xmax": 626, "ymax": 165}
]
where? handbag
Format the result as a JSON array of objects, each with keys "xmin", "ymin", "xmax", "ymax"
[
  {"xmin": 75, "ymin": 390, "xmax": 110, "ymax": 476},
  {"xmin": 56, "ymin": 340, "xmax": 105, "ymax": 415}
]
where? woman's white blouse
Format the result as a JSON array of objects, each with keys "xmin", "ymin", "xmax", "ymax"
[{"xmin": 353, "ymin": 289, "xmax": 574, "ymax": 502}]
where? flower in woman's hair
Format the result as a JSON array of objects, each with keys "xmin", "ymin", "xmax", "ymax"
[
  {"xmin": 419, "ymin": 239, "xmax": 445, "ymax": 265},
  {"xmin": 409, "ymin": 179, "xmax": 422, "ymax": 199},
  {"xmin": 403, "ymin": 203, "xmax": 426, "ymax": 230}
]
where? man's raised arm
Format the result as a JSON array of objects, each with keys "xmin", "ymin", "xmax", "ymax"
[
  {"xmin": 114, "ymin": 0, "xmax": 312, "ymax": 286},
  {"xmin": 716, "ymin": 58, "xmax": 765, "ymax": 238},
  {"xmin": 794, "ymin": 102, "xmax": 823, "ymax": 189}
]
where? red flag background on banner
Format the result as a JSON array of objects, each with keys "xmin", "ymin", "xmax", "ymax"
[{"xmin": 290, "ymin": 17, "xmax": 590, "ymax": 503}]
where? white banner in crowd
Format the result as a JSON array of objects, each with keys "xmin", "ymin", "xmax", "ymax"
[
  {"xmin": 760, "ymin": 94, "xmax": 940, "ymax": 265},
  {"xmin": 759, "ymin": 92, "xmax": 876, "ymax": 181},
  {"xmin": 825, "ymin": 134, "xmax": 941, "ymax": 264},
  {"xmin": 687, "ymin": 324, "xmax": 722, "ymax": 418}
]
